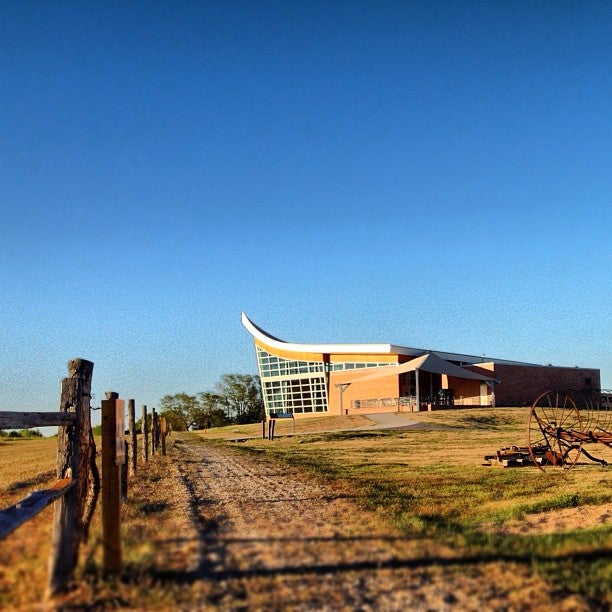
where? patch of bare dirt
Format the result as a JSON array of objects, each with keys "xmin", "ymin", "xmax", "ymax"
[
  {"xmin": 163, "ymin": 436, "xmax": 592, "ymax": 611},
  {"xmin": 489, "ymin": 505, "xmax": 612, "ymax": 536}
]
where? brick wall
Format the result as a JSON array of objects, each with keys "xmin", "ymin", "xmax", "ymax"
[
  {"xmin": 328, "ymin": 369, "xmax": 399, "ymax": 415},
  {"xmin": 448, "ymin": 377, "xmax": 484, "ymax": 405},
  {"xmin": 491, "ymin": 364, "xmax": 601, "ymax": 406}
]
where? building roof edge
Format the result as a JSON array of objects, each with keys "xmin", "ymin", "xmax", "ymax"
[
  {"xmin": 240, "ymin": 312, "xmax": 542, "ymax": 365},
  {"xmin": 241, "ymin": 312, "xmax": 410, "ymax": 355}
]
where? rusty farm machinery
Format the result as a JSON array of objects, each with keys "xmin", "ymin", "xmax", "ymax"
[
  {"xmin": 486, "ymin": 389, "xmax": 612, "ymax": 470},
  {"xmin": 527, "ymin": 388, "xmax": 612, "ymax": 470}
]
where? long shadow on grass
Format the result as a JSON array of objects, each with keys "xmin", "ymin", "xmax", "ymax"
[
  {"xmin": 168, "ymin": 438, "xmax": 611, "ymax": 588},
  {"xmin": 174, "ymin": 464, "xmax": 229, "ymax": 578},
  {"xmin": 6, "ymin": 469, "xmax": 56, "ymax": 492},
  {"xmin": 152, "ymin": 533, "xmax": 611, "ymax": 584}
]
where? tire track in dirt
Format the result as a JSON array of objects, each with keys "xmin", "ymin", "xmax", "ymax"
[
  {"xmin": 170, "ymin": 436, "xmax": 590, "ymax": 611},
  {"xmin": 173, "ymin": 438, "xmax": 390, "ymax": 578}
]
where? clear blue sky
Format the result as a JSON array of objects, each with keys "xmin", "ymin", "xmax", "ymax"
[{"xmin": 1, "ymin": 1, "xmax": 610, "ymax": 423}]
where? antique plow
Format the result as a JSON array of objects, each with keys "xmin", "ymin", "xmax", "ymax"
[{"xmin": 527, "ymin": 389, "xmax": 612, "ymax": 471}]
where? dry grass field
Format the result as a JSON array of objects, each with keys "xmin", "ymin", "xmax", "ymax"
[
  {"xmin": 1, "ymin": 408, "xmax": 610, "ymax": 609},
  {"xmin": 204, "ymin": 407, "xmax": 611, "ymax": 606},
  {"xmin": 202, "ymin": 413, "xmax": 374, "ymax": 439},
  {"xmin": 0, "ymin": 435, "xmax": 196, "ymax": 610}
]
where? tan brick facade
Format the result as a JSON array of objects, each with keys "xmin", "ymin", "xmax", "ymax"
[
  {"xmin": 488, "ymin": 364, "xmax": 600, "ymax": 406},
  {"xmin": 328, "ymin": 368, "xmax": 399, "ymax": 415}
]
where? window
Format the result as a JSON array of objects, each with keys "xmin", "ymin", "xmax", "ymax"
[
  {"xmin": 256, "ymin": 349, "xmax": 396, "ymax": 416},
  {"xmin": 257, "ymin": 348, "xmax": 329, "ymax": 415},
  {"xmin": 327, "ymin": 362, "xmax": 394, "ymax": 371}
]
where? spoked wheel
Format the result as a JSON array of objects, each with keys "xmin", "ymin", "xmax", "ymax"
[{"xmin": 527, "ymin": 391, "xmax": 583, "ymax": 471}]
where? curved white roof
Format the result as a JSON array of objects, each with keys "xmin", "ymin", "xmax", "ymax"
[
  {"xmin": 241, "ymin": 312, "xmax": 538, "ymax": 366},
  {"xmin": 241, "ymin": 312, "xmax": 418, "ymax": 355}
]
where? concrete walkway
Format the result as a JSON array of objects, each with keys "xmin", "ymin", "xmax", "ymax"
[
  {"xmin": 351, "ymin": 412, "xmax": 421, "ymax": 430},
  {"xmin": 228, "ymin": 412, "xmax": 442, "ymax": 443},
  {"xmin": 330, "ymin": 412, "xmax": 452, "ymax": 433}
]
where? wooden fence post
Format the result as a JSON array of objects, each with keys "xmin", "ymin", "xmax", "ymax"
[
  {"xmin": 121, "ymin": 440, "xmax": 128, "ymax": 500},
  {"xmin": 101, "ymin": 392, "xmax": 124, "ymax": 575},
  {"xmin": 160, "ymin": 417, "xmax": 167, "ymax": 456},
  {"xmin": 154, "ymin": 410, "xmax": 161, "ymax": 451},
  {"xmin": 142, "ymin": 405, "xmax": 149, "ymax": 463},
  {"xmin": 156, "ymin": 412, "xmax": 161, "ymax": 450},
  {"xmin": 47, "ymin": 358, "xmax": 94, "ymax": 595},
  {"xmin": 128, "ymin": 399, "xmax": 137, "ymax": 476},
  {"xmin": 151, "ymin": 407, "xmax": 157, "ymax": 455}
]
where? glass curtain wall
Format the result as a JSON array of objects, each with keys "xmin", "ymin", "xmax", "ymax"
[
  {"xmin": 256, "ymin": 347, "xmax": 328, "ymax": 416},
  {"xmin": 256, "ymin": 347, "xmax": 396, "ymax": 417}
]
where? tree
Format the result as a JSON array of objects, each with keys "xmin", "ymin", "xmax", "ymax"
[
  {"xmin": 197, "ymin": 391, "xmax": 231, "ymax": 428},
  {"xmin": 158, "ymin": 373, "xmax": 264, "ymax": 432},
  {"xmin": 159, "ymin": 393, "xmax": 199, "ymax": 431},
  {"xmin": 2, "ymin": 428, "xmax": 43, "ymax": 438},
  {"xmin": 215, "ymin": 374, "xmax": 265, "ymax": 424}
]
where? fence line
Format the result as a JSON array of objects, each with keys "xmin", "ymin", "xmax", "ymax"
[
  {"xmin": 0, "ymin": 362, "xmax": 172, "ymax": 593},
  {"xmin": 49, "ymin": 358, "xmax": 95, "ymax": 594},
  {"xmin": 0, "ymin": 411, "xmax": 76, "ymax": 429},
  {"xmin": 0, "ymin": 479, "xmax": 74, "ymax": 539},
  {"xmin": 0, "ymin": 358, "xmax": 95, "ymax": 595},
  {"xmin": 128, "ymin": 399, "xmax": 137, "ymax": 475},
  {"xmin": 101, "ymin": 392, "xmax": 123, "ymax": 575},
  {"xmin": 142, "ymin": 404, "xmax": 149, "ymax": 462}
]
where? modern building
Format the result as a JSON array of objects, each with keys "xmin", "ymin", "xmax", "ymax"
[{"xmin": 241, "ymin": 312, "xmax": 601, "ymax": 418}]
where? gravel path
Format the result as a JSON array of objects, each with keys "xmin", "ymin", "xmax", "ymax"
[{"xmin": 169, "ymin": 436, "xmax": 588, "ymax": 611}]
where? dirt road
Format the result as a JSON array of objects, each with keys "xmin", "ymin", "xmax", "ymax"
[{"xmin": 167, "ymin": 436, "xmax": 587, "ymax": 611}]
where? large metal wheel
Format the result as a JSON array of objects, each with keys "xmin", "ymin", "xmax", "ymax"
[{"xmin": 527, "ymin": 391, "xmax": 583, "ymax": 471}]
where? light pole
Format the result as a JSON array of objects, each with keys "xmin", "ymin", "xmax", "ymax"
[{"xmin": 335, "ymin": 383, "xmax": 351, "ymax": 415}]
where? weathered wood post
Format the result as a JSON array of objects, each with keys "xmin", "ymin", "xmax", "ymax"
[
  {"xmin": 262, "ymin": 419, "xmax": 266, "ymax": 439},
  {"xmin": 160, "ymin": 417, "xmax": 167, "ymax": 456},
  {"xmin": 121, "ymin": 440, "xmax": 128, "ymax": 500},
  {"xmin": 154, "ymin": 411, "xmax": 161, "ymax": 451},
  {"xmin": 47, "ymin": 358, "xmax": 94, "ymax": 595},
  {"xmin": 142, "ymin": 405, "xmax": 149, "ymax": 463},
  {"xmin": 128, "ymin": 399, "xmax": 137, "ymax": 475},
  {"xmin": 151, "ymin": 407, "xmax": 157, "ymax": 455},
  {"xmin": 101, "ymin": 392, "xmax": 124, "ymax": 575},
  {"xmin": 268, "ymin": 419, "xmax": 276, "ymax": 441}
]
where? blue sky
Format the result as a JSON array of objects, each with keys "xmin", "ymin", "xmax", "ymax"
[{"xmin": 1, "ymin": 1, "xmax": 610, "ymax": 423}]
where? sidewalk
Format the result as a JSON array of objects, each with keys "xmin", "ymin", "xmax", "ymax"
[{"xmin": 350, "ymin": 412, "xmax": 420, "ymax": 430}]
